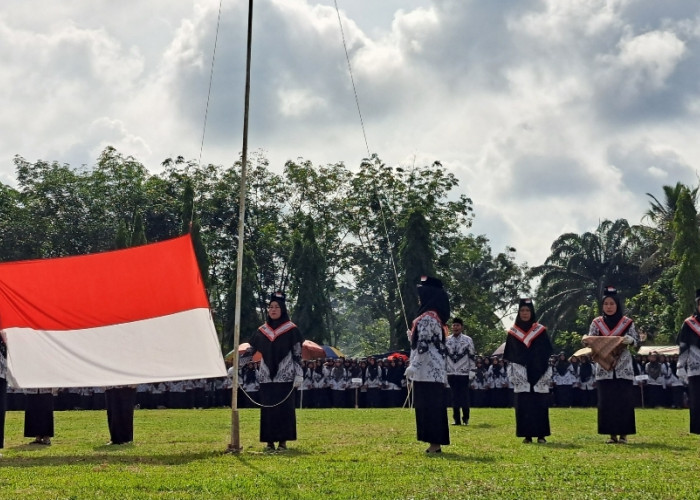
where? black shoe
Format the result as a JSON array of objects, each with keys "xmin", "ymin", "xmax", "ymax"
[
  {"xmin": 522, "ymin": 437, "xmax": 533, "ymax": 444},
  {"xmin": 537, "ymin": 437, "xmax": 547, "ymax": 444},
  {"xmin": 265, "ymin": 443, "xmax": 275, "ymax": 452},
  {"xmin": 451, "ymin": 421, "xmax": 461, "ymax": 426}
]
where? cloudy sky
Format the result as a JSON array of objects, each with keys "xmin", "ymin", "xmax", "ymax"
[{"xmin": 2, "ymin": 0, "xmax": 700, "ymax": 267}]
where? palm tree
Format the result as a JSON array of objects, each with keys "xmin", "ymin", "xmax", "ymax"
[
  {"xmin": 531, "ymin": 219, "xmax": 641, "ymax": 336},
  {"xmin": 638, "ymin": 182, "xmax": 699, "ymax": 279}
]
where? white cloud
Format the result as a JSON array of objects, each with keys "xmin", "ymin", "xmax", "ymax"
[{"xmin": 2, "ymin": 0, "xmax": 700, "ymax": 267}]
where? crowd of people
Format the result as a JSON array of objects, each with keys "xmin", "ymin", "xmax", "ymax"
[{"xmin": 3, "ymin": 285, "xmax": 700, "ymax": 456}]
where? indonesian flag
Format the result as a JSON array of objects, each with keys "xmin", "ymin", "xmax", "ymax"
[{"xmin": 0, "ymin": 235, "xmax": 227, "ymax": 388}]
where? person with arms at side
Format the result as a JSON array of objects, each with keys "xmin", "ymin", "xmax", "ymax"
[
  {"xmin": 585, "ymin": 286, "xmax": 640, "ymax": 444},
  {"xmin": 445, "ymin": 317, "xmax": 475, "ymax": 425},
  {"xmin": 503, "ymin": 298, "xmax": 553, "ymax": 444},
  {"xmin": 405, "ymin": 276, "xmax": 450, "ymax": 454},
  {"xmin": 676, "ymin": 289, "xmax": 700, "ymax": 434},
  {"xmin": 241, "ymin": 291, "xmax": 303, "ymax": 452}
]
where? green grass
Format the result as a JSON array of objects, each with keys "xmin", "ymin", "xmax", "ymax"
[{"xmin": 0, "ymin": 407, "xmax": 698, "ymax": 499}]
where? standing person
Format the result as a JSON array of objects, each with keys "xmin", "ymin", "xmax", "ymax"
[
  {"xmin": 105, "ymin": 385, "xmax": 137, "ymax": 445},
  {"xmin": 24, "ymin": 387, "xmax": 54, "ymax": 445},
  {"xmin": 0, "ymin": 331, "xmax": 7, "ymax": 457},
  {"xmin": 241, "ymin": 292, "xmax": 303, "ymax": 452},
  {"xmin": 644, "ymin": 352, "xmax": 667, "ymax": 408},
  {"xmin": 445, "ymin": 317, "xmax": 475, "ymax": 426},
  {"xmin": 577, "ymin": 355, "xmax": 597, "ymax": 407},
  {"xmin": 585, "ymin": 286, "xmax": 640, "ymax": 444},
  {"xmin": 552, "ymin": 353, "xmax": 576, "ymax": 407},
  {"xmin": 503, "ymin": 298, "xmax": 553, "ymax": 444},
  {"xmin": 405, "ymin": 276, "xmax": 450, "ymax": 454},
  {"xmin": 364, "ymin": 357, "xmax": 383, "ymax": 408},
  {"xmin": 676, "ymin": 289, "xmax": 700, "ymax": 433}
]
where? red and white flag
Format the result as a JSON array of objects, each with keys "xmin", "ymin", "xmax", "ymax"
[{"xmin": 0, "ymin": 235, "xmax": 227, "ymax": 388}]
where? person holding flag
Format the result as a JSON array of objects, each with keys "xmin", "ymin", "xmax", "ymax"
[
  {"xmin": 241, "ymin": 292, "xmax": 303, "ymax": 452},
  {"xmin": 0, "ymin": 331, "xmax": 7, "ymax": 456}
]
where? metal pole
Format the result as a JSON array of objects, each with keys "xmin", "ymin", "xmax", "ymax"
[{"xmin": 228, "ymin": 0, "xmax": 254, "ymax": 454}]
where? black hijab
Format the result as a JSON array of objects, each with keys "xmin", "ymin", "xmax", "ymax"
[
  {"xmin": 251, "ymin": 292, "xmax": 303, "ymax": 380},
  {"xmin": 411, "ymin": 276, "xmax": 450, "ymax": 350},
  {"xmin": 601, "ymin": 287, "xmax": 624, "ymax": 330},
  {"xmin": 503, "ymin": 298, "xmax": 553, "ymax": 386}
]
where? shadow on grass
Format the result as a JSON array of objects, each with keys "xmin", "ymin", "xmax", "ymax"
[
  {"xmin": 0, "ymin": 449, "xmax": 222, "ymax": 468},
  {"xmin": 624, "ymin": 442, "xmax": 695, "ymax": 451}
]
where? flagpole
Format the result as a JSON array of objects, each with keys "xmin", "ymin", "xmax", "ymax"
[{"xmin": 228, "ymin": 0, "xmax": 254, "ymax": 454}]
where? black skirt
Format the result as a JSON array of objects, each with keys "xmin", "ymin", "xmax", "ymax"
[
  {"xmin": 514, "ymin": 391, "xmax": 550, "ymax": 438},
  {"xmin": 24, "ymin": 392, "xmax": 54, "ymax": 438},
  {"xmin": 259, "ymin": 382, "xmax": 296, "ymax": 443},
  {"xmin": 0, "ymin": 378, "xmax": 6, "ymax": 449},
  {"xmin": 413, "ymin": 381, "xmax": 450, "ymax": 445},
  {"xmin": 688, "ymin": 376, "xmax": 700, "ymax": 434},
  {"xmin": 105, "ymin": 387, "xmax": 136, "ymax": 444},
  {"xmin": 597, "ymin": 378, "xmax": 636, "ymax": 435}
]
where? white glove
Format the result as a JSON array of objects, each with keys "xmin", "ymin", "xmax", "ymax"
[
  {"xmin": 622, "ymin": 336, "xmax": 634, "ymax": 345},
  {"xmin": 404, "ymin": 365, "xmax": 416, "ymax": 381},
  {"xmin": 293, "ymin": 375, "xmax": 303, "ymax": 388},
  {"xmin": 406, "ymin": 329, "xmax": 413, "ymax": 341}
]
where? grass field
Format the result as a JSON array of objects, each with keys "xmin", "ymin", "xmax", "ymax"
[{"xmin": 0, "ymin": 407, "xmax": 698, "ymax": 499}]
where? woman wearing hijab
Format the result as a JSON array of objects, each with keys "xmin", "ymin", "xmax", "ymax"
[
  {"xmin": 552, "ymin": 353, "xmax": 576, "ymax": 407},
  {"xmin": 587, "ymin": 286, "xmax": 639, "ymax": 444},
  {"xmin": 364, "ymin": 357, "xmax": 383, "ymax": 408},
  {"xmin": 504, "ymin": 298, "xmax": 553, "ymax": 444},
  {"xmin": 676, "ymin": 289, "xmax": 700, "ymax": 434},
  {"xmin": 577, "ymin": 355, "xmax": 596, "ymax": 407},
  {"xmin": 405, "ymin": 276, "xmax": 450, "ymax": 454},
  {"xmin": 241, "ymin": 291, "xmax": 303, "ymax": 452}
]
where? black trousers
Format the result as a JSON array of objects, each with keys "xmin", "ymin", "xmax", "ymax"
[{"xmin": 447, "ymin": 375, "xmax": 470, "ymax": 423}]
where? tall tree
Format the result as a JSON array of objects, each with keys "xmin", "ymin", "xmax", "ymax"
[
  {"xmin": 289, "ymin": 216, "xmax": 331, "ymax": 344},
  {"xmin": 671, "ymin": 186, "xmax": 700, "ymax": 329},
  {"xmin": 397, "ymin": 208, "xmax": 435, "ymax": 348},
  {"xmin": 532, "ymin": 219, "xmax": 641, "ymax": 338}
]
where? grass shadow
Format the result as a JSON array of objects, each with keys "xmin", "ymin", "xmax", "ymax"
[{"xmin": 0, "ymin": 450, "xmax": 221, "ymax": 468}]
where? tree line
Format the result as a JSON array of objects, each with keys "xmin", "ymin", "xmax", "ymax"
[
  {"xmin": 0, "ymin": 147, "xmax": 527, "ymax": 356},
  {"xmin": 2, "ymin": 147, "xmax": 696, "ymax": 356}
]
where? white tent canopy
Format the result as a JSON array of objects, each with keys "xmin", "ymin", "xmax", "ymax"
[{"xmin": 637, "ymin": 345, "xmax": 679, "ymax": 356}]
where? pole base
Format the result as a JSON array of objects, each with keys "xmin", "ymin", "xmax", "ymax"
[{"xmin": 225, "ymin": 444, "xmax": 243, "ymax": 454}]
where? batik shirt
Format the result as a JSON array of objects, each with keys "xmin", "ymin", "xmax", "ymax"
[
  {"xmin": 445, "ymin": 334, "xmax": 475, "ymax": 376},
  {"xmin": 407, "ymin": 312, "xmax": 447, "ymax": 384},
  {"xmin": 587, "ymin": 316, "xmax": 640, "ymax": 381}
]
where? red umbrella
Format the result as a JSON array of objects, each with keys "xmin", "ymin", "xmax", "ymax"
[
  {"xmin": 387, "ymin": 352, "xmax": 408, "ymax": 362},
  {"xmin": 302, "ymin": 340, "xmax": 326, "ymax": 360}
]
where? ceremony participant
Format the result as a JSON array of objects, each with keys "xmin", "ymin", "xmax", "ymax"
[
  {"xmin": 577, "ymin": 355, "xmax": 597, "ymax": 407},
  {"xmin": 677, "ymin": 289, "xmax": 700, "ymax": 434},
  {"xmin": 0, "ymin": 331, "xmax": 7, "ymax": 456},
  {"xmin": 105, "ymin": 385, "xmax": 137, "ymax": 445},
  {"xmin": 644, "ymin": 352, "xmax": 667, "ymax": 408},
  {"xmin": 405, "ymin": 276, "xmax": 450, "ymax": 454},
  {"xmin": 364, "ymin": 357, "xmax": 383, "ymax": 408},
  {"xmin": 24, "ymin": 387, "xmax": 55, "ymax": 445},
  {"xmin": 552, "ymin": 353, "xmax": 576, "ymax": 407},
  {"xmin": 503, "ymin": 298, "xmax": 553, "ymax": 444},
  {"xmin": 241, "ymin": 292, "xmax": 303, "ymax": 452},
  {"xmin": 585, "ymin": 286, "xmax": 640, "ymax": 444},
  {"xmin": 446, "ymin": 317, "xmax": 475, "ymax": 425}
]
